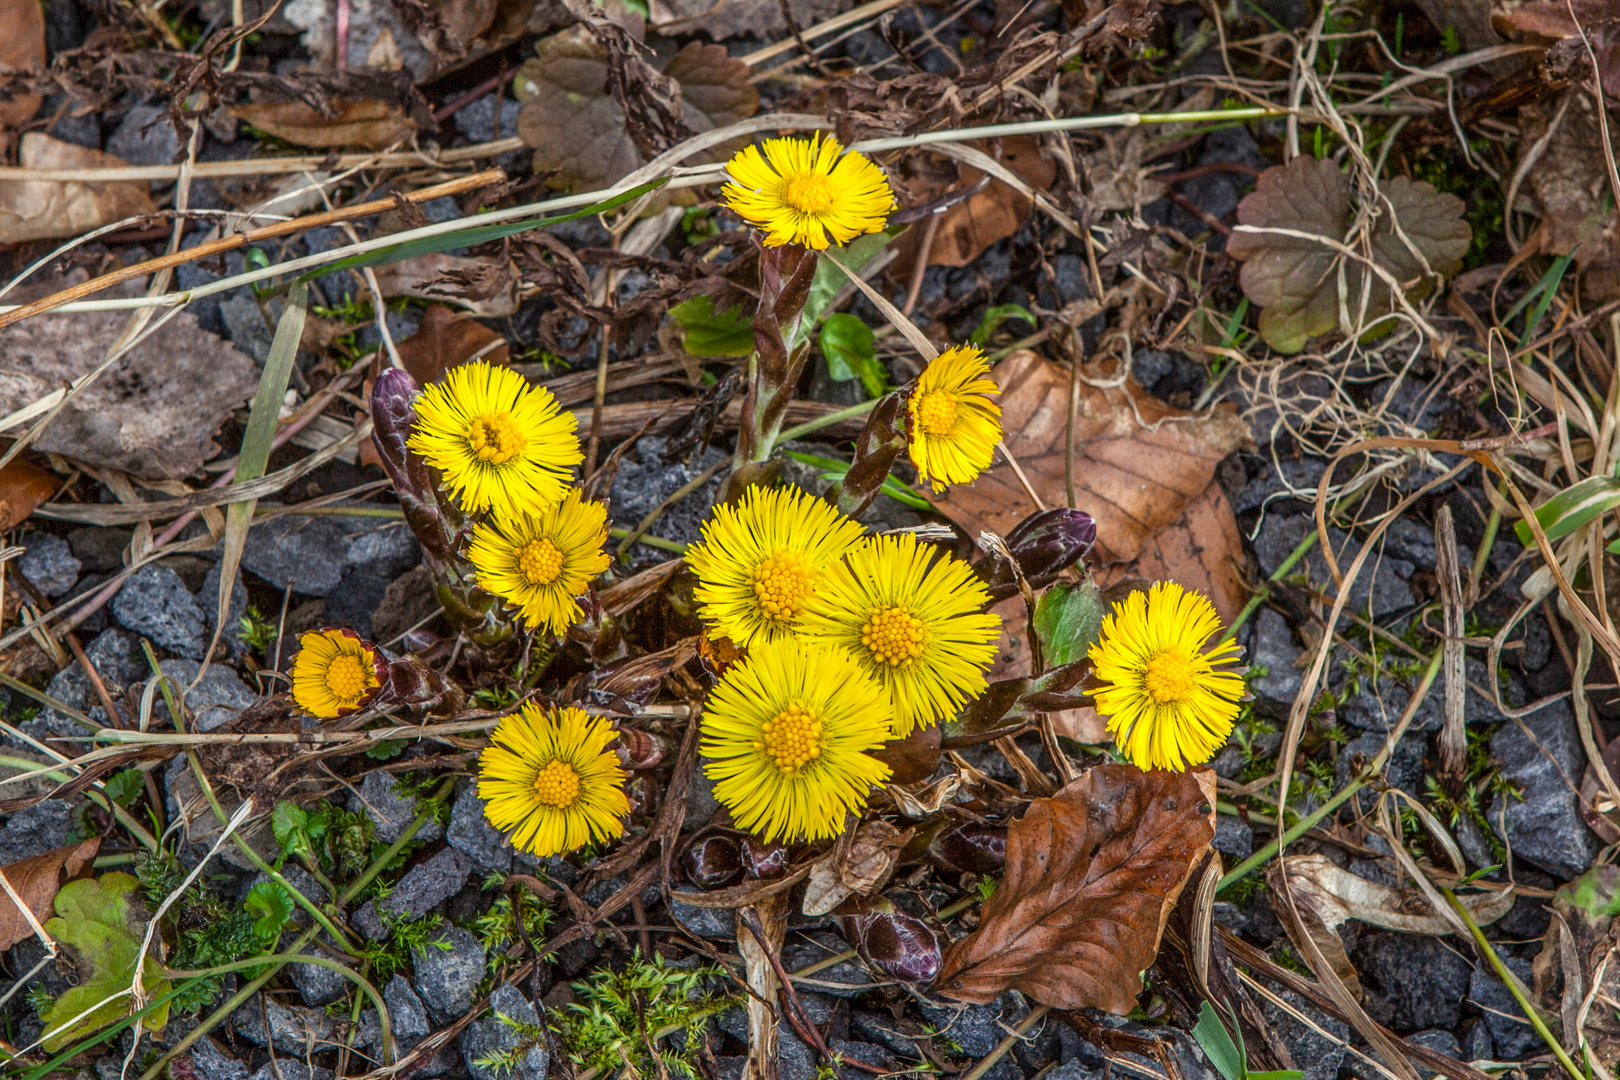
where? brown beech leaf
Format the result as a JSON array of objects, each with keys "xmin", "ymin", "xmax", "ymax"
[
  {"xmin": 0, "ymin": 135, "xmax": 156, "ymax": 244},
  {"xmin": 229, "ymin": 99, "xmax": 416, "ymax": 151},
  {"xmin": 936, "ymin": 765, "xmax": 1215, "ymax": 1010},
  {"xmin": 0, "ymin": 838, "xmax": 100, "ymax": 952},
  {"xmin": 893, "ymin": 138, "xmax": 1056, "ymax": 272},
  {"xmin": 395, "ymin": 304, "xmax": 510, "ymax": 386},
  {"xmin": 372, "ymin": 252, "xmax": 520, "ymax": 318},
  {"xmin": 1502, "ymin": 0, "xmax": 1620, "ymax": 97},
  {"xmin": 515, "ymin": 29, "xmax": 756, "ymax": 202},
  {"xmin": 0, "ymin": 459, "xmax": 61, "ymax": 530},
  {"xmin": 0, "ymin": 0, "xmax": 45, "ymax": 152},
  {"xmin": 1227, "ymin": 156, "xmax": 1471, "ymax": 354},
  {"xmin": 929, "ymin": 349, "xmax": 1250, "ymax": 569}
]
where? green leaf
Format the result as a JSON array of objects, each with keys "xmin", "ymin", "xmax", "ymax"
[
  {"xmin": 244, "ymin": 882, "xmax": 294, "ymax": 943},
  {"xmin": 298, "ymin": 179, "xmax": 669, "ymax": 285},
  {"xmin": 1192, "ymin": 1002, "xmax": 1244, "ymax": 1080},
  {"xmin": 40, "ymin": 874, "xmax": 170, "ymax": 1050},
  {"xmin": 271, "ymin": 801, "xmax": 310, "ymax": 860},
  {"xmin": 799, "ymin": 230, "xmax": 896, "ymax": 344},
  {"xmin": 1514, "ymin": 474, "xmax": 1620, "ymax": 546},
  {"xmin": 970, "ymin": 303, "xmax": 1036, "ymax": 347},
  {"xmin": 101, "ymin": 769, "xmax": 144, "ymax": 808},
  {"xmin": 818, "ymin": 314, "xmax": 888, "ymax": 398},
  {"xmin": 1032, "ymin": 582, "xmax": 1108, "ymax": 667},
  {"xmin": 781, "ymin": 449, "xmax": 931, "ymax": 511},
  {"xmin": 365, "ymin": 739, "xmax": 407, "ymax": 761},
  {"xmin": 671, "ymin": 295, "xmax": 754, "ymax": 357}
]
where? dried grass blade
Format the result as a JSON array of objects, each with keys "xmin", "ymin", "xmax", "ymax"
[
  {"xmin": 821, "ymin": 250, "xmax": 938, "ymax": 362},
  {"xmin": 1435, "ymin": 506, "xmax": 1466, "ymax": 779}
]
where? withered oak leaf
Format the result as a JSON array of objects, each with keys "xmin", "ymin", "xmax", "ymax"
[
  {"xmin": 515, "ymin": 28, "xmax": 757, "ymax": 201},
  {"xmin": 935, "ymin": 765, "xmax": 1215, "ymax": 1011},
  {"xmin": 1226, "ymin": 155, "xmax": 1471, "ymax": 354}
]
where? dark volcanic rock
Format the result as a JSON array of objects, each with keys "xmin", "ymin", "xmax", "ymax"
[
  {"xmin": 1489, "ymin": 702, "xmax": 1601, "ymax": 878},
  {"xmin": 1353, "ymin": 932, "xmax": 1472, "ymax": 1033}
]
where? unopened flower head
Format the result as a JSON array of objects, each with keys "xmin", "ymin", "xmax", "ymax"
[
  {"xmin": 907, "ymin": 345, "xmax": 1002, "ymax": 494},
  {"xmin": 722, "ymin": 133, "xmax": 895, "ymax": 250},
  {"xmin": 468, "ymin": 487, "xmax": 611, "ymax": 637},
  {"xmin": 686, "ymin": 484, "xmax": 866, "ymax": 648},
  {"xmin": 290, "ymin": 628, "xmax": 385, "ymax": 718},
  {"xmin": 701, "ymin": 638, "xmax": 894, "ymax": 842},
  {"xmin": 1088, "ymin": 581, "xmax": 1246, "ymax": 772},
  {"xmin": 477, "ymin": 704, "xmax": 631, "ymax": 857},
  {"xmin": 408, "ymin": 360, "xmax": 582, "ymax": 516},
  {"xmin": 800, "ymin": 533, "xmax": 999, "ymax": 736}
]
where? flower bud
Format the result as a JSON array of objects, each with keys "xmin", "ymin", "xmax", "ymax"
[
  {"xmin": 682, "ymin": 835, "xmax": 744, "ymax": 890},
  {"xmin": 836, "ymin": 895, "xmax": 941, "ymax": 983}
]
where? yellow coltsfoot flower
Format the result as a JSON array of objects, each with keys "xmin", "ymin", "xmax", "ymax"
[
  {"xmin": 701, "ymin": 637, "xmax": 894, "ymax": 842},
  {"xmin": 290, "ymin": 628, "xmax": 385, "ymax": 718},
  {"xmin": 800, "ymin": 533, "xmax": 999, "ymax": 736},
  {"xmin": 685, "ymin": 484, "xmax": 867, "ymax": 648},
  {"xmin": 468, "ymin": 487, "xmax": 612, "ymax": 637},
  {"xmin": 907, "ymin": 344, "xmax": 1003, "ymax": 493},
  {"xmin": 1087, "ymin": 580, "xmax": 1246, "ymax": 772},
  {"xmin": 722, "ymin": 133, "xmax": 896, "ymax": 250},
  {"xmin": 477, "ymin": 703, "xmax": 631, "ymax": 857},
  {"xmin": 407, "ymin": 360, "xmax": 583, "ymax": 516}
]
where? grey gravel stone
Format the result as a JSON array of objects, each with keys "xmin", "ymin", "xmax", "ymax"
[
  {"xmin": 19, "ymin": 534, "xmax": 80, "ymax": 597},
  {"xmin": 31, "ymin": 627, "xmax": 147, "ymax": 738},
  {"xmin": 240, "ymin": 516, "xmax": 419, "ymax": 597},
  {"xmin": 1247, "ymin": 607, "xmax": 1302, "ymax": 718},
  {"xmin": 667, "ymin": 897, "xmax": 734, "ymax": 939},
  {"xmin": 247, "ymin": 1062, "xmax": 331, "ymax": 1080},
  {"xmin": 1470, "ymin": 954, "xmax": 1538, "ymax": 1060},
  {"xmin": 920, "ymin": 993, "xmax": 1029, "ymax": 1056},
  {"xmin": 1339, "ymin": 677, "xmax": 1442, "ymax": 733},
  {"xmin": 685, "ymin": 768, "xmax": 722, "ymax": 826},
  {"xmin": 1489, "ymin": 702, "xmax": 1601, "ymax": 879},
  {"xmin": 453, "ymin": 95, "xmax": 521, "ymax": 143},
  {"xmin": 351, "ymin": 770, "xmax": 445, "ymax": 845},
  {"xmin": 198, "ymin": 562, "xmax": 250, "ymax": 659},
  {"xmin": 1408, "ymin": 1029, "xmax": 1461, "ymax": 1078},
  {"xmin": 413, "ymin": 925, "xmax": 487, "ymax": 1024},
  {"xmin": 233, "ymin": 995, "xmax": 337, "ymax": 1054},
  {"xmin": 153, "ymin": 659, "xmax": 255, "ymax": 732},
  {"xmin": 1335, "ymin": 730, "xmax": 1425, "ymax": 815},
  {"xmin": 782, "ymin": 931, "xmax": 875, "ymax": 997},
  {"xmin": 445, "ymin": 777, "xmax": 511, "ymax": 872},
  {"xmin": 219, "ymin": 293, "xmax": 274, "ymax": 365},
  {"xmin": 111, "ymin": 564, "xmax": 207, "ymax": 659},
  {"xmin": 1254, "ymin": 516, "xmax": 1414, "ymax": 617},
  {"xmin": 1261, "ymin": 988, "xmax": 1347, "ymax": 1080},
  {"xmin": 107, "ymin": 105, "xmax": 183, "ymax": 168},
  {"xmin": 183, "ymin": 1036, "xmax": 251, "ymax": 1080},
  {"xmin": 608, "ymin": 436, "xmax": 726, "ymax": 561},
  {"xmin": 354, "ymin": 847, "xmax": 471, "ymax": 940},
  {"xmin": 830, "ymin": 1039, "xmax": 898, "ymax": 1080},
  {"xmin": 0, "ymin": 798, "xmax": 76, "ymax": 860},
  {"xmin": 1354, "ymin": 932, "xmax": 1472, "ymax": 1032},
  {"xmin": 1213, "ymin": 815, "xmax": 1253, "ymax": 859},
  {"xmin": 463, "ymin": 984, "xmax": 548, "ymax": 1080}
]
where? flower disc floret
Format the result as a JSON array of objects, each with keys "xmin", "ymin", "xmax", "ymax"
[
  {"xmin": 290, "ymin": 628, "xmax": 384, "ymax": 718},
  {"xmin": 468, "ymin": 487, "xmax": 611, "ymax": 637},
  {"xmin": 686, "ymin": 484, "xmax": 866, "ymax": 647},
  {"xmin": 800, "ymin": 533, "xmax": 999, "ymax": 735},
  {"xmin": 722, "ymin": 134, "xmax": 896, "ymax": 250},
  {"xmin": 701, "ymin": 638, "xmax": 894, "ymax": 842},
  {"xmin": 1087, "ymin": 580, "xmax": 1246, "ymax": 772},
  {"xmin": 477, "ymin": 704, "xmax": 630, "ymax": 857},
  {"xmin": 407, "ymin": 360, "xmax": 583, "ymax": 516},
  {"xmin": 906, "ymin": 345, "xmax": 1003, "ymax": 493}
]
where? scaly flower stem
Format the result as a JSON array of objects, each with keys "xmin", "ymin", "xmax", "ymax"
[{"xmin": 777, "ymin": 398, "xmax": 880, "ymax": 443}]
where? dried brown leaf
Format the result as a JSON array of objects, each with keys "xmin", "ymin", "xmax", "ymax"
[
  {"xmin": 0, "ymin": 459, "xmax": 61, "ymax": 531},
  {"xmin": 0, "ymin": 135, "xmax": 156, "ymax": 245},
  {"xmin": 648, "ymin": 0, "xmax": 845, "ymax": 41},
  {"xmin": 803, "ymin": 820, "xmax": 912, "ymax": 916},
  {"xmin": 1501, "ymin": 1, "xmax": 1620, "ymax": 96},
  {"xmin": 0, "ymin": 0, "xmax": 45, "ymax": 151},
  {"xmin": 372, "ymin": 252, "xmax": 520, "ymax": 317},
  {"xmin": 515, "ymin": 29, "xmax": 756, "ymax": 200},
  {"xmin": 929, "ymin": 349, "xmax": 1250, "ymax": 568},
  {"xmin": 895, "ymin": 137, "xmax": 1056, "ymax": 271},
  {"xmin": 936, "ymin": 765, "xmax": 1216, "ymax": 1010},
  {"xmin": 395, "ymin": 304, "xmax": 511, "ymax": 386},
  {"xmin": 0, "ymin": 269, "xmax": 260, "ymax": 479},
  {"xmin": 1227, "ymin": 156, "xmax": 1471, "ymax": 354},
  {"xmin": 229, "ymin": 99, "xmax": 416, "ymax": 150},
  {"xmin": 0, "ymin": 838, "xmax": 100, "ymax": 952}
]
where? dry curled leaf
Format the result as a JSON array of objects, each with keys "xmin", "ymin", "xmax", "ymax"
[
  {"xmin": 515, "ymin": 28, "xmax": 756, "ymax": 201},
  {"xmin": 1226, "ymin": 155, "xmax": 1471, "ymax": 354},
  {"xmin": 936, "ymin": 765, "xmax": 1216, "ymax": 1010},
  {"xmin": 0, "ymin": 838, "xmax": 100, "ymax": 952},
  {"xmin": 0, "ymin": 0, "xmax": 45, "ymax": 153},
  {"xmin": 0, "ymin": 458, "xmax": 62, "ymax": 531},
  {"xmin": 373, "ymin": 252, "xmax": 520, "ymax": 318},
  {"xmin": 395, "ymin": 304, "xmax": 511, "ymax": 386},
  {"xmin": 895, "ymin": 137, "xmax": 1056, "ymax": 272},
  {"xmin": 1502, "ymin": 0, "xmax": 1620, "ymax": 97},
  {"xmin": 229, "ymin": 99, "xmax": 416, "ymax": 151},
  {"xmin": 802, "ymin": 820, "xmax": 912, "ymax": 916},
  {"xmin": 0, "ymin": 269, "xmax": 259, "ymax": 479},
  {"xmin": 0, "ymin": 135, "xmax": 156, "ymax": 245}
]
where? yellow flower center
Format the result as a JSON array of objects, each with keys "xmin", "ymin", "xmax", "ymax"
[
  {"xmin": 759, "ymin": 699, "xmax": 824, "ymax": 774},
  {"xmin": 519, "ymin": 538, "xmax": 565, "ymax": 585},
  {"xmin": 533, "ymin": 759, "xmax": 582, "ymax": 808},
  {"xmin": 1143, "ymin": 648, "xmax": 1197, "ymax": 705},
  {"xmin": 782, "ymin": 171, "xmax": 837, "ymax": 215},
  {"xmin": 862, "ymin": 606, "xmax": 927, "ymax": 668},
  {"xmin": 914, "ymin": 390, "xmax": 959, "ymax": 436},
  {"xmin": 467, "ymin": 412, "xmax": 526, "ymax": 465},
  {"xmin": 324, "ymin": 653, "xmax": 370, "ymax": 705},
  {"xmin": 751, "ymin": 551, "xmax": 815, "ymax": 623}
]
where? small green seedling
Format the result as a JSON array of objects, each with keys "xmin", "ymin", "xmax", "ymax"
[{"xmin": 1192, "ymin": 1001, "xmax": 1303, "ymax": 1080}]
